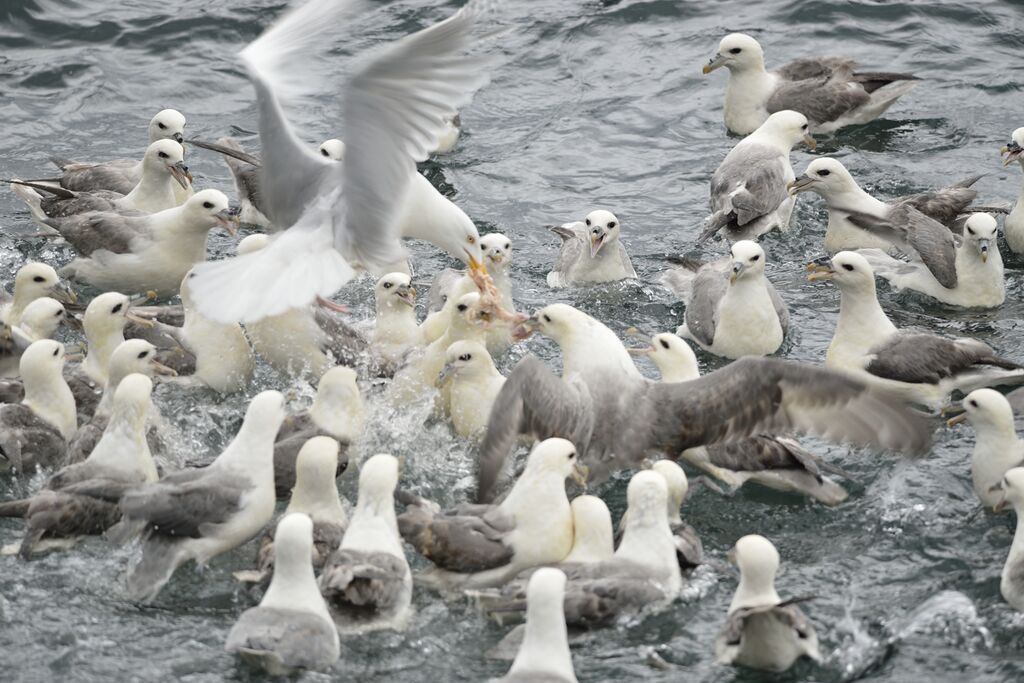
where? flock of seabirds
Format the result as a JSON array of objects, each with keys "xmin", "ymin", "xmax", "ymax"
[{"xmin": 4, "ymin": 0, "xmax": 1024, "ymax": 678}]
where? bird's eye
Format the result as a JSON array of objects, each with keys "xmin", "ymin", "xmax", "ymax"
[
  {"xmin": 32, "ymin": 275, "xmax": 46, "ymax": 283},
  {"xmin": 202, "ymin": 201, "xmax": 214, "ymax": 209},
  {"xmin": 55, "ymin": 310, "xmax": 63, "ymax": 317},
  {"xmin": 138, "ymin": 351, "xmax": 149, "ymax": 359},
  {"xmin": 567, "ymin": 452, "xmax": 576, "ymax": 459},
  {"xmin": 729, "ymin": 47, "xmax": 742, "ymax": 54},
  {"xmin": 659, "ymin": 339, "xmax": 670, "ymax": 350},
  {"xmin": 801, "ymin": 124, "xmax": 808, "ymax": 130},
  {"xmin": 504, "ymin": 243, "xmax": 510, "ymax": 249},
  {"xmin": 969, "ymin": 399, "xmax": 978, "ymax": 408},
  {"xmin": 383, "ymin": 282, "xmax": 392, "ymax": 289},
  {"xmin": 457, "ymin": 304, "xmax": 468, "ymax": 312},
  {"xmin": 459, "ymin": 353, "xmax": 471, "ymax": 361},
  {"xmin": 842, "ymin": 264, "xmax": 854, "ymax": 271},
  {"xmin": 585, "ymin": 219, "xmax": 591, "ymax": 226},
  {"xmin": 158, "ymin": 151, "xmax": 168, "ymax": 159},
  {"xmin": 157, "ymin": 122, "xmax": 166, "ymax": 129},
  {"xmin": 542, "ymin": 314, "xmax": 552, "ymax": 323},
  {"xmin": 112, "ymin": 303, "xmax": 123, "ymax": 314},
  {"xmin": 320, "ymin": 148, "xmax": 330, "ymax": 157},
  {"xmin": 467, "ymin": 236, "xmax": 476, "ymax": 244},
  {"xmin": 751, "ymin": 254, "xmax": 760, "ymax": 261},
  {"xmin": 608, "ymin": 221, "xmax": 616, "ymax": 229},
  {"xmin": 818, "ymin": 169, "xmax": 831, "ymax": 177},
  {"xmin": 967, "ymin": 227, "xmax": 975, "ymax": 235}
]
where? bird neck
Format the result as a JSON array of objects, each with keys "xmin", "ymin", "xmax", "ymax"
[
  {"xmin": 973, "ymin": 420, "xmax": 1020, "ymax": 453},
  {"xmin": 654, "ymin": 358, "xmax": 700, "ymax": 383},
  {"xmin": 956, "ymin": 241, "xmax": 1002, "ymax": 274},
  {"xmin": 616, "ymin": 505, "xmax": 677, "ymax": 574},
  {"xmin": 561, "ymin": 325, "xmax": 641, "ymax": 381},
  {"xmin": 7, "ymin": 292, "xmax": 32, "ymax": 325},
  {"xmin": 87, "ymin": 406, "xmax": 156, "ymax": 481},
  {"xmin": 509, "ymin": 600, "xmax": 577, "ymax": 683},
  {"xmin": 261, "ymin": 546, "xmax": 333, "ymax": 624},
  {"xmin": 831, "ymin": 186, "xmax": 888, "ymax": 216},
  {"xmin": 215, "ymin": 421, "xmax": 277, "ymax": 483},
  {"xmin": 287, "ymin": 475, "xmax": 348, "ymax": 527},
  {"xmin": 352, "ymin": 489, "xmax": 399, "ymax": 535},
  {"xmin": 84, "ymin": 329, "xmax": 126, "ymax": 383},
  {"xmin": 125, "ymin": 161, "xmax": 173, "ymax": 208},
  {"xmin": 836, "ymin": 286, "xmax": 895, "ymax": 339},
  {"xmin": 23, "ymin": 373, "xmax": 77, "ymax": 441},
  {"xmin": 731, "ymin": 572, "xmax": 781, "ymax": 613}
]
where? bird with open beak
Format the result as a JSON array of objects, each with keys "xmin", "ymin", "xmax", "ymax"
[
  {"xmin": 1001, "ymin": 128, "xmax": 1024, "ymax": 167},
  {"xmin": 1001, "ymin": 128, "xmax": 1024, "ymax": 256},
  {"xmin": 546, "ymin": 209, "xmax": 637, "ymax": 288}
]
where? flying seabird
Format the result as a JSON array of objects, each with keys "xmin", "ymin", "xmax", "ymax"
[
  {"xmin": 272, "ymin": 366, "xmax": 363, "ymax": 499},
  {"xmin": 438, "ymin": 339, "xmax": 506, "ymax": 440},
  {"xmin": 702, "ymin": 33, "xmax": 918, "ymax": 135},
  {"xmin": 946, "ymin": 389, "xmax": 1024, "ymax": 509},
  {"xmin": 188, "ymin": 0, "xmax": 496, "ymax": 324},
  {"xmin": 0, "ymin": 262, "xmax": 76, "ymax": 327},
  {"xmin": 663, "ymin": 241, "xmax": 789, "ymax": 359},
  {"xmin": 714, "ymin": 534, "xmax": 822, "ymax": 671},
  {"xmin": 0, "ymin": 374, "xmax": 159, "ymax": 558},
  {"xmin": 1001, "ymin": 128, "xmax": 1024, "ymax": 255},
  {"xmin": 225, "ymin": 513, "xmax": 340, "ymax": 674},
  {"xmin": 319, "ymin": 452, "xmax": 412, "ymax": 633},
  {"xmin": 476, "ymin": 303, "xmax": 930, "ymax": 502},
  {"xmin": 110, "ymin": 390, "xmax": 285, "ymax": 603},
  {"xmin": 808, "ymin": 251, "xmax": 1022, "ymax": 409},
  {"xmin": 699, "ymin": 110, "xmax": 815, "ymax": 243},
  {"xmin": 994, "ymin": 468, "xmax": 1024, "ymax": 611},
  {"xmin": 788, "ymin": 158, "xmax": 991, "ymax": 253},
  {"xmin": 398, "ymin": 438, "xmax": 586, "ymax": 590},
  {"xmin": 546, "ymin": 210, "xmax": 636, "ymax": 288}
]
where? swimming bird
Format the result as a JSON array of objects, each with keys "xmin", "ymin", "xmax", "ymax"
[
  {"xmin": 225, "ymin": 513, "xmax": 340, "ymax": 674},
  {"xmin": 433, "ymin": 115, "xmax": 462, "ymax": 156},
  {"xmin": 630, "ymin": 461, "xmax": 703, "ymax": 569},
  {"xmin": 48, "ymin": 109, "xmax": 188, "ymax": 196},
  {"xmin": 1001, "ymin": 128, "xmax": 1024, "ymax": 254},
  {"xmin": 1, "ymin": 297, "xmax": 68, "ymax": 378},
  {"xmin": 188, "ymin": 0, "xmax": 493, "ymax": 324},
  {"xmin": 699, "ymin": 110, "xmax": 815, "ymax": 243},
  {"xmin": 398, "ymin": 437, "xmax": 586, "ymax": 591},
  {"xmin": 57, "ymin": 190, "xmax": 237, "ymax": 297},
  {"xmin": 788, "ymin": 158, "xmax": 989, "ymax": 253},
  {"xmin": 370, "ymin": 272, "xmax": 424, "ymax": 367},
  {"xmin": 273, "ymin": 366, "xmax": 363, "ymax": 499},
  {"xmin": 477, "ymin": 303, "xmax": 929, "ymax": 502},
  {"xmin": 626, "ymin": 331, "xmax": 700, "ymax": 383},
  {"xmin": 66, "ymin": 339, "xmax": 176, "ymax": 464},
  {"xmin": 563, "ymin": 496, "xmax": 615, "ymax": 565},
  {"xmin": 714, "ymin": 534, "xmax": 821, "ymax": 671},
  {"xmin": 946, "ymin": 389, "xmax": 1024, "ymax": 509},
  {"xmin": 808, "ymin": 251, "xmax": 1022, "ymax": 409},
  {"xmin": 0, "ymin": 374, "xmax": 159, "ymax": 558},
  {"xmin": 110, "ymin": 390, "xmax": 285, "ymax": 603},
  {"xmin": 0, "ymin": 262, "xmax": 76, "ymax": 327},
  {"xmin": 547, "ymin": 210, "xmax": 636, "ymax": 288},
  {"xmin": 0, "ymin": 340, "xmax": 76, "ymax": 474},
  {"xmin": 995, "ymin": 468, "xmax": 1024, "ymax": 611},
  {"xmin": 702, "ymin": 33, "xmax": 918, "ymax": 135},
  {"xmin": 854, "ymin": 212, "xmax": 1004, "ymax": 308},
  {"xmin": 10, "ymin": 140, "xmax": 191, "ymax": 222},
  {"xmin": 439, "ymin": 340, "xmax": 506, "ymax": 440},
  {"xmin": 491, "ymin": 568, "xmax": 578, "ymax": 683},
  {"xmin": 663, "ymin": 241, "xmax": 789, "ymax": 358},
  {"xmin": 237, "ymin": 436, "xmax": 348, "ymax": 585},
  {"xmin": 319, "ymin": 453, "xmax": 412, "ymax": 633}
]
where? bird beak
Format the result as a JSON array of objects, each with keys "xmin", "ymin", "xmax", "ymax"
[
  {"xmin": 1002, "ymin": 142, "xmax": 1023, "ymax": 166},
  {"xmin": 151, "ymin": 359, "xmax": 178, "ymax": 377},
  {"xmin": 787, "ymin": 176, "xmax": 816, "ymax": 196},
  {"xmin": 729, "ymin": 261, "xmax": 746, "ymax": 284},
  {"xmin": 626, "ymin": 345, "xmax": 654, "ymax": 355},
  {"xmin": 803, "ymin": 133, "xmax": 817, "ymax": 151},
  {"xmin": 126, "ymin": 310, "xmax": 155, "ymax": 328},
  {"xmin": 169, "ymin": 161, "xmax": 190, "ymax": 189},
  {"xmin": 512, "ymin": 313, "xmax": 540, "ymax": 341},
  {"xmin": 703, "ymin": 54, "xmax": 725, "ymax": 74},
  {"xmin": 216, "ymin": 209, "xmax": 239, "ymax": 235},
  {"xmin": 465, "ymin": 250, "xmax": 488, "ymax": 276},
  {"xmin": 64, "ymin": 351, "xmax": 84, "ymax": 362},
  {"xmin": 806, "ymin": 258, "xmax": 836, "ymax": 281},
  {"xmin": 173, "ymin": 132, "xmax": 184, "ymax": 144},
  {"xmin": 571, "ymin": 462, "xmax": 589, "ymax": 487},
  {"xmin": 590, "ymin": 233, "xmax": 606, "ymax": 258},
  {"xmin": 978, "ymin": 239, "xmax": 990, "ymax": 263},
  {"xmin": 437, "ymin": 363, "xmax": 454, "ymax": 386},
  {"xmin": 994, "ymin": 489, "xmax": 1008, "ymax": 513},
  {"xmin": 64, "ymin": 314, "xmax": 84, "ymax": 332},
  {"xmin": 945, "ymin": 412, "xmax": 969, "ymax": 427},
  {"xmin": 488, "ymin": 252, "xmax": 505, "ymax": 266},
  {"xmin": 52, "ymin": 282, "xmax": 77, "ymax": 305},
  {"xmin": 396, "ymin": 283, "xmax": 416, "ymax": 307}
]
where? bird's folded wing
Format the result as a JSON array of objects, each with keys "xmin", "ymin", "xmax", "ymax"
[
  {"xmin": 684, "ymin": 262, "xmax": 728, "ymax": 347},
  {"xmin": 846, "ymin": 205, "xmax": 958, "ymax": 288}
]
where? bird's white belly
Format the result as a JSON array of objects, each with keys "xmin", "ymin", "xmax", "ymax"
[
  {"xmin": 187, "ymin": 321, "xmax": 254, "ymax": 393},
  {"xmin": 711, "ymin": 290, "xmax": 783, "ymax": 358},
  {"xmin": 723, "ymin": 77, "xmax": 775, "ymax": 135},
  {"xmin": 449, "ymin": 378, "xmax": 502, "ymax": 439},
  {"xmin": 572, "ymin": 250, "xmax": 628, "ymax": 284}
]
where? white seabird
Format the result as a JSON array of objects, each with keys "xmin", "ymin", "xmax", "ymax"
[
  {"xmin": 563, "ymin": 495, "xmax": 614, "ymax": 565},
  {"xmin": 111, "ymin": 390, "xmax": 285, "ymax": 603},
  {"xmin": 189, "ymin": 0, "xmax": 495, "ymax": 324},
  {"xmin": 699, "ymin": 110, "xmax": 815, "ymax": 243},
  {"xmin": 626, "ymin": 331, "xmax": 700, "ymax": 383},
  {"xmin": 2, "ymin": 297, "xmax": 68, "ymax": 379},
  {"xmin": 398, "ymin": 438, "xmax": 586, "ymax": 590},
  {"xmin": 0, "ymin": 262, "xmax": 76, "ymax": 327},
  {"xmin": 319, "ymin": 452, "xmax": 412, "ymax": 633},
  {"xmin": 788, "ymin": 158, "xmax": 988, "ymax": 253},
  {"xmin": 438, "ymin": 339, "xmax": 506, "ymax": 440},
  {"xmin": 946, "ymin": 389, "xmax": 1024, "ymax": 509},
  {"xmin": 715, "ymin": 534, "xmax": 822, "ymax": 671},
  {"xmin": 546, "ymin": 210, "xmax": 636, "ymax": 288},
  {"xmin": 702, "ymin": 32, "xmax": 918, "ymax": 135},
  {"xmin": 226, "ymin": 513, "xmax": 340, "ymax": 674},
  {"xmin": 808, "ymin": 251, "xmax": 1021, "ymax": 409},
  {"xmin": 995, "ymin": 468, "xmax": 1024, "ymax": 611},
  {"xmin": 663, "ymin": 240, "xmax": 789, "ymax": 359},
  {"xmin": 370, "ymin": 272, "xmax": 424, "ymax": 368},
  {"xmin": 1001, "ymin": 128, "xmax": 1024, "ymax": 255}
]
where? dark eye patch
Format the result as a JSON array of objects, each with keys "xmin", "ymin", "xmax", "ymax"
[
  {"xmin": 818, "ymin": 169, "xmax": 831, "ymax": 177},
  {"xmin": 158, "ymin": 151, "xmax": 168, "ymax": 159},
  {"xmin": 729, "ymin": 47, "xmax": 741, "ymax": 54},
  {"xmin": 52, "ymin": 347, "xmax": 59, "ymax": 357},
  {"xmin": 608, "ymin": 221, "xmax": 616, "ymax": 228},
  {"xmin": 659, "ymin": 339, "xmax": 670, "ymax": 349},
  {"xmin": 459, "ymin": 353, "xmax": 471, "ymax": 361},
  {"xmin": 585, "ymin": 219, "xmax": 591, "ymax": 226},
  {"xmin": 542, "ymin": 314, "xmax": 551, "ymax": 323},
  {"xmin": 33, "ymin": 275, "xmax": 46, "ymax": 283},
  {"xmin": 383, "ymin": 282, "xmax": 392, "ymax": 289},
  {"xmin": 138, "ymin": 351, "xmax": 149, "ymax": 359},
  {"xmin": 321, "ymin": 149, "xmax": 330, "ymax": 157},
  {"xmin": 202, "ymin": 201, "xmax": 214, "ymax": 209},
  {"xmin": 842, "ymin": 264, "xmax": 854, "ymax": 271},
  {"xmin": 112, "ymin": 303, "xmax": 123, "ymax": 314},
  {"xmin": 969, "ymin": 399, "xmax": 978, "ymax": 408},
  {"xmin": 157, "ymin": 122, "xmax": 166, "ymax": 129},
  {"xmin": 457, "ymin": 304, "xmax": 468, "ymax": 312},
  {"xmin": 751, "ymin": 254, "xmax": 760, "ymax": 261}
]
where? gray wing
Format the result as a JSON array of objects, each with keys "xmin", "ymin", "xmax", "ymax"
[
  {"xmin": 616, "ymin": 241, "xmax": 637, "ymax": 278},
  {"xmin": 767, "ymin": 281, "xmax": 789, "ymax": 335},
  {"xmin": 427, "ymin": 269, "xmax": 464, "ymax": 312},
  {"xmin": 19, "ymin": 488, "xmax": 121, "ymax": 558},
  {"xmin": 0, "ymin": 377, "xmax": 25, "ymax": 404},
  {"xmin": 660, "ymin": 255, "xmax": 705, "ymax": 300},
  {"xmin": 866, "ymin": 333, "xmax": 1018, "ymax": 384},
  {"xmin": 715, "ymin": 597, "xmax": 817, "ymax": 663},
  {"xmin": 0, "ymin": 404, "xmax": 68, "ymax": 473},
  {"xmin": 477, "ymin": 356, "xmax": 595, "ymax": 503},
  {"xmin": 704, "ymin": 435, "xmax": 851, "ymax": 481},
  {"xmin": 397, "ymin": 491, "xmax": 514, "ymax": 572},
  {"xmin": 488, "ymin": 576, "xmax": 665, "ymax": 627},
  {"xmin": 767, "ymin": 70, "xmax": 870, "ymax": 125},
  {"xmin": 45, "ymin": 210, "xmax": 149, "ymax": 256},
  {"xmin": 124, "ymin": 320, "xmax": 195, "ymax": 375},
  {"xmin": 40, "ymin": 189, "xmax": 124, "ymax": 219},
  {"xmin": 319, "ymin": 548, "xmax": 407, "ymax": 609},
  {"xmin": 846, "ymin": 205, "xmax": 958, "ymax": 288},
  {"xmin": 119, "ymin": 468, "xmax": 254, "ymax": 538},
  {"xmin": 894, "ymin": 176, "xmax": 980, "ymax": 228},
  {"xmin": 1007, "ymin": 387, "xmax": 1024, "ymax": 414},
  {"xmin": 58, "ymin": 159, "xmax": 139, "ymax": 194},
  {"xmin": 775, "ymin": 56, "xmax": 855, "ymax": 81},
  {"xmin": 703, "ymin": 145, "xmax": 788, "ymax": 240},
  {"xmin": 549, "ymin": 224, "xmax": 586, "ymax": 283},
  {"xmin": 314, "ymin": 307, "xmax": 370, "ymax": 368},
  {"xmin": 672, "ymin": 521, "xmax": 703, "ymax": 569},
  {"xmin": 273, "ymin": 421, "xmax": 348, "ymax": 499},
  {"xmin": 226, "ymin": 607, "xmax": 338, "ymax": 672},
  {"xmin": 683, "ymin": 261, "xmax": 729, "ymax": 347},
  {"xmin": 640, "ymin": 357, "xmax": 932, "ymax": 457}
]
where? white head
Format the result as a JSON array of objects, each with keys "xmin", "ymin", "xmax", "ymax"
[
  {"xmin": 261, "ymin": 512, "xmax": 336, "ymax": 629},
  {"xmin": 622, "ymin": 469, "xmax": 670, "ymax": 529},
  {"xmin": 439, "ymin": 339, "xmax": 495, "ymax": 385},
  {"xmin": 807, "ymin": 251, "xmax": 878, "ymax": 295},
  {"xmin": 962, "ymin": 213, "xmax": 998, "ymax": 263},
  {"xmin": 509, "ymin": 567, "xmax": 577, "ymax": 683},
  {"xmin": 729, "ymin": 240, "xmax": 767, "ymax": 284},
  {"xmin": 374, "ymin": 272, "xmax": 416, "ymax": 311},
  {"xmin": 287, "ymin": 436, "xmax": 348, "ymax": 525},
  {"xmin": 729, "ymin": 534, "xmax": 782, "ymax": 611},
  {"xmin": 752, "ymin": 110, "xmax": 815, "ymax": 151},
  {"xmin": 232, "ymin": 390, "xmax": 286, "ymax": 456},
  {"xmin": 356, "ymin": 453, "xmax": 400, "ymax": 513},
  {"xmin": 703, "ymin": 33, "xmax": 766, "ymax": 74},
  {"xmin": 18, "ymin": 339, "xmax": 75, "ymax": 440},
  {"xmin": 652, "ymin": 460, "xmax": 688, "ymax": 524},
  {"xmin": 85, "ymin": 373, "xmax": 157, "ymax": 480},
  {"xmin": 181, "ymin": 189, "xmax": 237, "ymax": 234},
  {"xmin": 450, "ymin": 292, "xmax": 492, "ymax": 333},
  {"xmin": 17, "ymin": 297, "xmax": 66, "ymax": 340},
  {"xmin": 583, "ymin": 210, "xmax": 621, "ymax": 258},
  {"xmin": 631, "ymin": 333, "xmax": 700, "ymax": 383},
  {"xmin": 564, "ymin": 495, "xmax": 614, "ymax": 563},
  {"xmin": 310, "ymin": 366, "xmax": 364, "ymax": 441},
  {"xmin": 318, "ymin": 138, "xmax": 345, "ymax": 160},
  {"xmin": 951, "ymin": 388, "xmax": 1015, "ymax": 434},
  {"xmin": 148, "ymin": 109, "xmax": 186, "ymax": 144},
  {"xmin": 996, "ymin": 467, "xmax": 1024, "ymax": 513},
  {"xmin": 1001, "ymin": 128, "xmax": 1024, "ymax": 166},
  {"xmin": 19, "ymin": 339, "xmax": 66, "ymax": 388},
  {"xmin": 11, "ymin": 263, "xmax": 73, "ymax": 313},
  {"xmin": 480, "ymin": 233, "xmax": 513, "ymax": 269},
  {"xmin": 523, "ymin": 437, "xmax": 588, "ymax": 485},
  {"xmin": 236, "ymin": 234, "xmax": 270, "ymax": 255},
  {"xmin": 107, "ymin": 339, "xmax": 175, "ymax": 385},
  {"xmin": 106, "ymin": 372, "xmax": 153, "ymax": 429},
  {"xmin": 141, "ymin": 139, "xmax": 190, "ymax": 189},
  {"xmin": 529, "ymin": 303, "xmax": 586, "ymax": 345},
  {"xmin": 84, "ymin": 292, "xmax": 132, "ymax": 345},
  {"xmin": 789, "ymin": 158, "xmax": 860, "ymax": 200}
]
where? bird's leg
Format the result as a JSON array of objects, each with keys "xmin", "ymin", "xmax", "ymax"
[{"xmin": 316, "ymin": 296, "xmax": 351, "ymax": 315}]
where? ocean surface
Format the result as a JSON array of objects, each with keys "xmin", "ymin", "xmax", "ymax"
[{"xmin": 2, "ymin": 0, "xmax": 1024, "ymax": 680}]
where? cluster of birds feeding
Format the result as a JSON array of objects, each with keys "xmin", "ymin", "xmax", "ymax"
[{"xmin": 3, "ymin": 0, "xmax": 1024, "ymax": 678}]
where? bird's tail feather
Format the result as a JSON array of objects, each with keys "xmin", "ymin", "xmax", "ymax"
[
  {"xmin": 126, "ymin": 536, "xmax": 187, "ymax": 604},
  {"xmin": 0, "ymin": 499, "xmax": 30, "ymax": 518}
]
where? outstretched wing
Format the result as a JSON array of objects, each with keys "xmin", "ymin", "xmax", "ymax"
[
  {"xmin": 683, "ymin": 260, "xmax": 729, "ymax": 347},
  {"xmin": 846, "ymin": 204, "xmax": 958, "ymax": 289}
]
